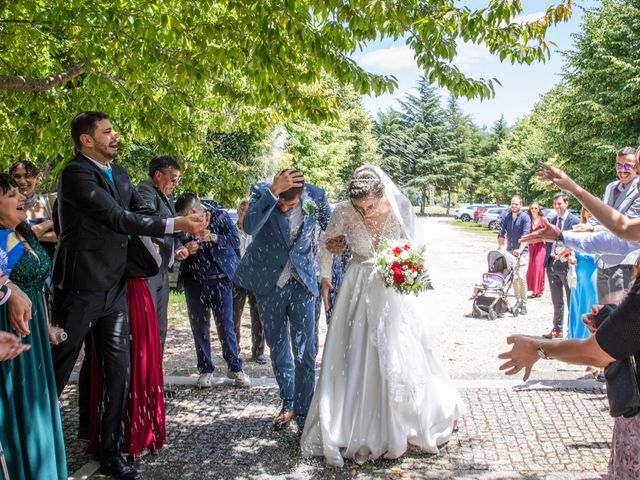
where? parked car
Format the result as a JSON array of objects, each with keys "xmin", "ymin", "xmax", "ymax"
[
  {"xmin": 453, "ymin": 203, "xmax": 470, "ymax": 218},
  {"xmin": 473, "ymin": 204, "xmax": 500, "ymax": 223},
  {"xmin": 478, "ymin": 207, "xmax": 507, "ymax": 230},
  {"xmin": 455, "ymin": 204, "xmax": 485, "ymax": 222}
]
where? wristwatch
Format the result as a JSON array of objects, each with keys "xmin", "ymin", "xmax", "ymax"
[
  {"xmin": 537, "ymin": 344, "xmax": 550, "ymax": 360},
  {"xmin": 557, "ymin": 231, "xmax": 564, "ymax": 245}
]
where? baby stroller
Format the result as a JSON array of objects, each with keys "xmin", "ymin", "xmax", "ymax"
[{"xmin": 471, "ymin": 250, "xmax": 519, "ymax": 320}]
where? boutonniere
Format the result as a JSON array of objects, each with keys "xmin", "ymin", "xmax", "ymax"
[{"xmin": 302, "ymin": 199, "xmax": 317, "ymax": 215}]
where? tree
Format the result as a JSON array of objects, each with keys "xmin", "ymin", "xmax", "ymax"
[
  {"xmin": 437, "ymin": 97, "xmax": 478, "ymax": 213},
  {"xmin": 285, "ymin": 83, "xmax": 380, "ymax": 200},
  {"xmin": 545, "ymin": 0, "xmax": 640, "ymax": 194},
  {"xmin": 0, "ymin": 0, "xmax": 571, "ymax": 165},
  {"xmin": 376, "ymin": 77, "xmax": 451, "ymax": 210},
  {"xmin": 471, "ymin": 115, "xmax": 510, "ymax": 203}
]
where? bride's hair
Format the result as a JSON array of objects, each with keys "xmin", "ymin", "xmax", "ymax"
[{"xmin": 348, "ymin": 168, "xmax": 385, "ymax": 199}]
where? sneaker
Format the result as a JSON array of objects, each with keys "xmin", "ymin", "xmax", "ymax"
[
  {"xmin": 519, "ymin": 304, "xmax": 528, "ymax": 315},
  {"xmin": 228, "ymin": 369, "xmax": 251, "ymax": 388},
  {"xmin": 196, "ymin": 372, "xmax": 213, "ymax": 389}
]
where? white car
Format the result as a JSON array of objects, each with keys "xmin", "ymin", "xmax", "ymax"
[
  {"xmin": 455, "ymin": 203, "xmax": 484, "ymax": 222},
  {"xmin": 477, "ymin": 207, "xmax": 507, "ymax": 230}
]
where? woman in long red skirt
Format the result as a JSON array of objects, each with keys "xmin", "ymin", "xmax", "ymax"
[
  {"xmin": 88, "ymin": 276, "xmax": 166, "ymax": 457},
  {"xmin": 526, "ymin": 202, "xmax": 546, "ymax": 298}
]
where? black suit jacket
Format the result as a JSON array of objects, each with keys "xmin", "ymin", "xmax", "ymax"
[
  {"xmin": 136, "ymin": 179, "xmax": 181, "ymax": 271},
  {"xmin": 544, "ymin": 213, "xmax": 580, "ymax": 267},
  {"xmin": 52, "ymin": 153, "xmax": 167, "ymax": 291}
]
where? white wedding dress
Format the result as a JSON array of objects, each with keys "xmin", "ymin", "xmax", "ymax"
[{"xmin": 300, "ymin": 198, "xmax": 464, "ymax": 467}]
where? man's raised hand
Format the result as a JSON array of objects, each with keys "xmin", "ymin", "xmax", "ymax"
[
  {"xmin": 269, "ymin": 169, "xmax": 304, "ymax": 196},
  {"xmin": 520, "ymin": 217, "xmax": 561, "ymax": 244},
  {"xmin": 536, "ymin": 162, "xmax": 580, "ymax": 194}
]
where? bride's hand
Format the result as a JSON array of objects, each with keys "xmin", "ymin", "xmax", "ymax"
[
  {"xmin": 320, "ymin": 278, "xmax": 332, "ymax": 312},
  {"xmin": 325, "ymin": 235, "xmax": 347, "ymax": 255}
]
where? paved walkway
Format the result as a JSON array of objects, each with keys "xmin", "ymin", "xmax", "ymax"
[{"xmin": 62, "ymin": 218, "xmax": 614, "ymax": 479}]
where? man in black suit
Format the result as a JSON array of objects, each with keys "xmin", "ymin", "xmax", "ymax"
[
  {"xmin": 542, "ymin": 192, "xmax": 580, "ymax": 339},
  {"xmin": 137, "ymin": 155, "xmax": 195, "ymax": 351},
  {"xmin": 50, "ymin": 111, "xmax": 207, "ymax": 480}
]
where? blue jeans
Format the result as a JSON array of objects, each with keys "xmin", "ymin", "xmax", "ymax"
[
  {"xmin": 184, "ymin": 276, "xmax": 243, "ymax": 373},
  {"xmin": 256, "ymin": 279, "xmax": 317, "ymax": 427}
]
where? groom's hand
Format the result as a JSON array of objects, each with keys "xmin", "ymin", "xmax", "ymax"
[{"xmin": 270, "ymin": 169, "xmax": 304, "ymax": 196}]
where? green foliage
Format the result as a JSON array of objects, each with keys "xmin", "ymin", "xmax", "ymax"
[
  {"xmin": 376, "ymin": 79, "xmax": 482, "ymax": 210},
  {"xmin": 0, "ymin": 0, "xmax": 570, "ymax": 167},
  {"xmin": 541, "ymin": 0, "xmax": 640, "ymax": 194},
  {"xmin": 285, "ymin": 84, "xmax": 380, "ymax": 200}
]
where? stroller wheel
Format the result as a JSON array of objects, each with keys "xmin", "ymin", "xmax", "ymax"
[{"xmin": 488, "ymin": 309, "xmax": 498, "ymax": 321}]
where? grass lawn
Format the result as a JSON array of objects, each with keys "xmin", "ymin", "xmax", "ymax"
[{"xmin": 444, "ymin": 219, "xmax": 497, "ymax": 238}]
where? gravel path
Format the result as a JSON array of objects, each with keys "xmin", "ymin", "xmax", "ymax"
[
  {"xmin": 63, "ymin": 217, "xmax": 611, "ymax": 479},
  {"xmin": 162, "ymin": 217, "xmax": 591, "ymax": 382}
]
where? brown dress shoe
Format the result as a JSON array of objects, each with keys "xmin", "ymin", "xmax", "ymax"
[
  {"xmin": 542, "ymin": 329, "xmax": 563, "ymax": 339},
  {"xmin": 273, "ymin": 408, "xmax": 294, "ymax": 430}
]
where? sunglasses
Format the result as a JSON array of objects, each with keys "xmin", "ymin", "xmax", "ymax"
[{"xmin": 616, "ymin": 162, "xmax": 635, "ymax": 171}]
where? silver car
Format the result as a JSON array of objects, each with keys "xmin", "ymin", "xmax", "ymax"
[{"xmin": 478, "ymin": 207, "xmax": 507, "ymax": 230}]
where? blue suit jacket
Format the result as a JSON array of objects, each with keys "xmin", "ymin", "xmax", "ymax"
[
  {"xmin": 232, "ymin": 183, "xmax": 330, "ymax": 296},
  {"xmin": 180, "ymin": 208, "xmax": 240, "ymax": 279},
  {"xmin": 544, "ymin": 213, "xmax": 580, "ymax": 267}
]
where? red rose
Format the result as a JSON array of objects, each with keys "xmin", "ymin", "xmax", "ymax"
[
  {"xmin": 393, "ymin": 272, "xmax": 405, "ymax": 285},
  {"xmin": 403, "ymin": 244, "xmax": 410, "ymax": 251},
  {"xmin": 393, "ymin": 247, "xmax": 403, "ymax": 256},
  {"xmin": 419, "ymin": 263, "xmax": 424, "ymax": 269}
]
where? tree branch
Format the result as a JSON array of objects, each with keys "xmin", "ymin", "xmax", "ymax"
[{"xmin": 0, "ymin": 59, "xmax": 89, "ymax": 92}]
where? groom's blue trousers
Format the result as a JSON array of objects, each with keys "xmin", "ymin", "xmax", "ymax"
[{"xmin": 256, "ymin": 278, "xmax": 317, "ymax": 427}]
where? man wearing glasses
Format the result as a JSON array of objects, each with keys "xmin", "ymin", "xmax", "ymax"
[
  {"xmin": 138, "ymin": 155, "xmax": 195, "ymax": 353},
  {"xmin": 573, "ymin": 147, "xmax": 640, "ymax": 304}
]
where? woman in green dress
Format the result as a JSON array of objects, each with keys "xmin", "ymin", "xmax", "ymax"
[{"xmin": 0, "ymin": 173, "xmax": 68, "ymax": 479}]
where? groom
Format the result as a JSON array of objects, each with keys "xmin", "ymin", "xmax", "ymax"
[{"xmin": 233, "ymin": 169, "xmax": 330, "ymax": 431}]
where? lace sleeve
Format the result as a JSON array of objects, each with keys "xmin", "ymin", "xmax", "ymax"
[{"xmin": 319, "ymin": 202, "xmax": 350, "ymax": 280}]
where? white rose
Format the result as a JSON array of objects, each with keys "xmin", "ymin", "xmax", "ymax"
[{"xmin": 399, "ymin": 250, "xmax": 410, "ymax": 260}]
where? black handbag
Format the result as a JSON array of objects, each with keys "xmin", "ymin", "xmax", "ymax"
[
  {"xmin": 124, "ymin": 236, "xmax": 161, "ymax": 278},
  {"xmin": 604, "ymin": 353, "xmax": 640, "ymax": 418}
]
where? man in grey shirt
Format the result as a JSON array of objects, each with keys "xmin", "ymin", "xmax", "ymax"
[{"xmin": 574, "ymin": 147, "xmax": 640, "ymax": 303}]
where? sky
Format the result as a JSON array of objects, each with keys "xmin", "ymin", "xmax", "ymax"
[{"xmin": 354, "ymin": 1, "xmax": 595, "ymax": 129}]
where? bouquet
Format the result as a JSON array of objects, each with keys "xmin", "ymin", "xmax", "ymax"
[{"xmin": 372, "ymin": 240, "xmax": 433, "ymax": 295}]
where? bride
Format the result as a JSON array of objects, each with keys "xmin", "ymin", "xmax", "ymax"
[{"xmin": 300, "ymin": 165, "xmax": 463, "ymax": 467}]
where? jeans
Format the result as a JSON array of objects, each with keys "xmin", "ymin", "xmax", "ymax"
[
  {"xmin": 184, "ymin": 276, "xmax": 243, "ymax": 373},
  {"xmin": 256, "ymin": 279, "xmax": 316, "ymax": 427}
]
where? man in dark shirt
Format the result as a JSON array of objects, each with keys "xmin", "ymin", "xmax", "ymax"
[
  {"xmin": 498, "ymin": 195, "xmax": 531, "ymax": 315},
  {"xmin": 175, "ymin": 193, "xmax": 250, "ymax": 389}
]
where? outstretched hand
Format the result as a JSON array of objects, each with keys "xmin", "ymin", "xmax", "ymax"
[
  {"xmin": 536, "ymin": 162, "xmax": 580, "ymax": 194},
  {"xmin": 498, "ymin": 335, "xmax": 539, "ymax": 381},
  {"xmin": 0, "ymin": 331, "xmax": 30, "ymax": 361},
  {"xmin": 520, "ymin": 217, "xmax": 561, "ymax": 244}
]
